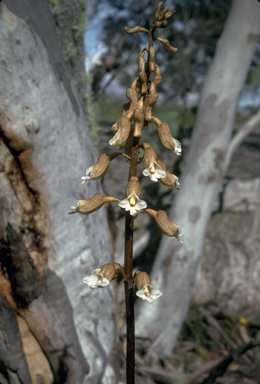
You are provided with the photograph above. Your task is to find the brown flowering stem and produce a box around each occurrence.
[124,14,156,381]
[124,136,139,384]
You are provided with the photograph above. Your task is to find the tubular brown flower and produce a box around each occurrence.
[157,160,181,189]
[69,193,119,215]
[156,37,178,53]
[152,116,181,155]
[81,153,121,183]
[144,208,183,242]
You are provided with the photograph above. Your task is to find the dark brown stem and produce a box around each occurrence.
[124,14,158,383]
[124,136,139,384]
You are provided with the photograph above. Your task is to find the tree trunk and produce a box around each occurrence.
[0,1,114,383]
[136,0,260,360]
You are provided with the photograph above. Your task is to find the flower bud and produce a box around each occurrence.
[155,2,163,19]
[152,116,181,155]
[165,10,176,19]
[157,160,181,189]
[156,37,178,53]
[145,209,183,242]
[126,87,139,112]
[69,193,119,215]
[119,129,134,156]
[158,5,168,20]
[135,271,162,303]
[154,20,168,28]
[153,65,162,87]
[149,46,156,73]
[144,94,158,121]
[124,25,149,34]
[109,114,132,146]
[133,97,144,138]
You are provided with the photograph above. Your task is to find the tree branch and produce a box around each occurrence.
[201,339,260,384]
[224,109,260,173]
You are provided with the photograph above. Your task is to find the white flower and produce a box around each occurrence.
[143,163,166,182]
[136,284,162,303]
[118,193,147,216]
[81,167,94,184]
[174,139,182,156]
[83,268,110,289]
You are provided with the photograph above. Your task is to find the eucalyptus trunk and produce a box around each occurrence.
[0,1,115,383]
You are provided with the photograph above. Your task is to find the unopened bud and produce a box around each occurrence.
[153,65,162,87]
[154,20,168,28]
[109,114,132,146]
[152,116,181,155]
[149,46,156,72]
[144,94,158,121]
[69,193,119,215]
[155,2,163,19]
[124,25,149,34]
[126,87,139,112]
[119,129,134,156]
[157,160,181,189]
[165,10,176,19]
[145,209,183,242]
[158,5,168,20]
[156,37,178,53]
[133,97,144,138]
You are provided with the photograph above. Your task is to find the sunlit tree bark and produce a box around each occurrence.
[0,1,114,383]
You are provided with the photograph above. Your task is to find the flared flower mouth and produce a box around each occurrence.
[83,269,110,289]
[81,167,94,184]
[118,193,147,216]
[136,284,162,303]
[143,162,166,182]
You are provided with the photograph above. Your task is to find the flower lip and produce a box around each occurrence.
[118,194,147,216]
[143,163,166,182]
[136,284,162,303]
[81,167,94,184]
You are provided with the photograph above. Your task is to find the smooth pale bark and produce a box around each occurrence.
[136,0,260,360]
[0,2,114,383]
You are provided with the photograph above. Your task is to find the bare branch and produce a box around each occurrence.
[224,109,260,173]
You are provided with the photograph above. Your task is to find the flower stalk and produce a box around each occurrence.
[69,3,182,383]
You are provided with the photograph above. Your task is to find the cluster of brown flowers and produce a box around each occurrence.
[69,2,182,304]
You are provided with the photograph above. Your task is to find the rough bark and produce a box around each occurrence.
[0,1,114,383]
[136,0,260,360]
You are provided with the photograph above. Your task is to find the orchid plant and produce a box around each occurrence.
[69,2,182,382]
